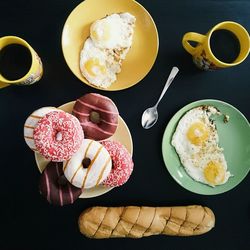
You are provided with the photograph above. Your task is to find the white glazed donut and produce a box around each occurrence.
[63,139,112,189]
[24,107,58,151]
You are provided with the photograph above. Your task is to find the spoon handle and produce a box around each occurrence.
[155,66,179,107]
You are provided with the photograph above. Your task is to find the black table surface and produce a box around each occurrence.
[1,0,250,249]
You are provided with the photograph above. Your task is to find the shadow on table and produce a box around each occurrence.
[162,50,206,77]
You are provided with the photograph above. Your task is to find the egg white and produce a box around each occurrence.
[171,106,232,187]
[80,12,136,88]
[80,38,120,88]
[90,13,136,50]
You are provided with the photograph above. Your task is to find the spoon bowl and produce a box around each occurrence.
[141,106,158,129]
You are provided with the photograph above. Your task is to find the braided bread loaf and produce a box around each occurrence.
[78,205,215,238]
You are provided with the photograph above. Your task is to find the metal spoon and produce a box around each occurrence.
[141,66,179,129]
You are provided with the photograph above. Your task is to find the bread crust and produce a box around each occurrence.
[78,205,215,238]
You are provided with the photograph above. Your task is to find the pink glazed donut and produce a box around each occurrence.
[34,110,84,162]
[101,140,134,187]
[72,93,119,141]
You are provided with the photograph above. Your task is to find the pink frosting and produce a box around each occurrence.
[101,140,133,187]
[34,110,84,161]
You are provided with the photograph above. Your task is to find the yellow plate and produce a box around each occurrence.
[61,0,159,91]
[35,101,133,198]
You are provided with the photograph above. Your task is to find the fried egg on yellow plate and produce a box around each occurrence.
[80,38,120,88]
[90,13,136,51]
[80,12,136,88]
[171,106,232,187]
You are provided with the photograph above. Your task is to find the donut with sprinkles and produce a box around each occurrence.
[39,162,82,206]
[24,107,58,151]
[101,140,134,187]
[34,110,84,162]
[72,93,119,141]
[63,139,112,189]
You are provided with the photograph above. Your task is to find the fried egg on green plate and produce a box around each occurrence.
[171,106,232,187]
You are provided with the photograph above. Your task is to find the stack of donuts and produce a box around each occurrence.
[24,93,134,206]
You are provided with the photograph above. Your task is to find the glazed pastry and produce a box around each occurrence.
[79,205,215,239]
[34,110,84,161]
[39,162,82,206]
[24,107,58,151]
[63,139,112,189]
[101,140,134,187]
[72,93,119,140]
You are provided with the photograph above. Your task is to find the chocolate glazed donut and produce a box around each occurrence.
[39,162,82,206]
[73,93,119,141]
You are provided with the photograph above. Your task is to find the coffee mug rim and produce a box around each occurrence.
[206,21,250,67]
[0,35,36,84]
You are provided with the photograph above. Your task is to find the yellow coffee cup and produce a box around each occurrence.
[182,21,250,70]
[0,36,43,88]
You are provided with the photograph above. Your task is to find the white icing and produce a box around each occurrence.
[63,139,111,189]
[24,107,58,151]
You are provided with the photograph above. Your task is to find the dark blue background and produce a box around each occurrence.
[0,0,250,249]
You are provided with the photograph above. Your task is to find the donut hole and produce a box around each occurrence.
[111,160,115,169]
[90,111,100,124]
[58,175,68,186]
[55,131,63,141]
[82,157,91,168]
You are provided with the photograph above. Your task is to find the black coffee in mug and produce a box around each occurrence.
[209,29,241,63]
[0,44,32,80]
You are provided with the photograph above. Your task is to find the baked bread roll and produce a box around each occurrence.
[78,205,215,238]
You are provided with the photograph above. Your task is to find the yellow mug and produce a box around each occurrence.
[0,36,43,88]
[182,21,250,70]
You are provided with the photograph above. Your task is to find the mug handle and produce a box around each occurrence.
[182,32,206,55]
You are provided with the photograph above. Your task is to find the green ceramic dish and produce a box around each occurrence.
[162,99,250,195]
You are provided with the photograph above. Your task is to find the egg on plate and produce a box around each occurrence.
[80,12,136,88]
[171,106,232,187]
[80,38,120,88]
[90,13,136,51]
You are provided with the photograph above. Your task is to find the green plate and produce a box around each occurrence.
[162,99,250,195]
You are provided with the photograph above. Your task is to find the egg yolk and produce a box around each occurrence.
[186,122,209,145]
[91,23,111,42]
[84,58,106,77]
[204,161,225,185]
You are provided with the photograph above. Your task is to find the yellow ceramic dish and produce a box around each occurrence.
[35,101,133,198]
[61,0,159,91]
